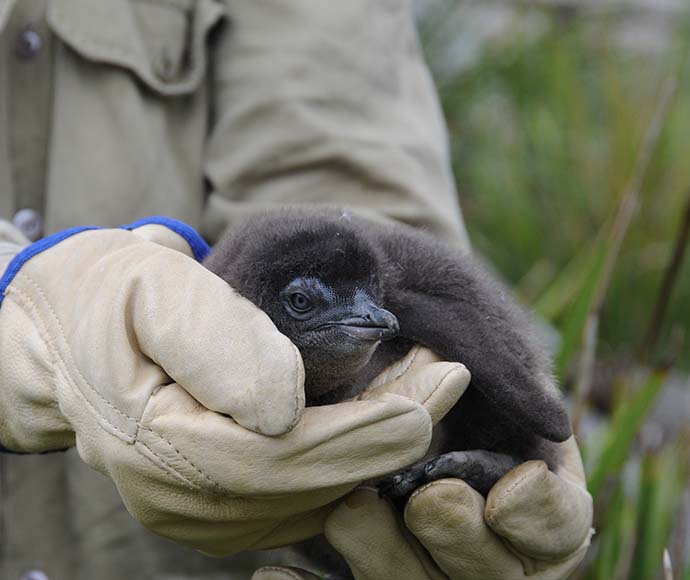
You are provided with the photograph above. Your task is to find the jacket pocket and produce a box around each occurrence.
[47,0,224,96]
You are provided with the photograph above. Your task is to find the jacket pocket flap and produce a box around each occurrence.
[48,0,224,97]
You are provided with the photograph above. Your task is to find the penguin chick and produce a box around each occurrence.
[204,208,572,498]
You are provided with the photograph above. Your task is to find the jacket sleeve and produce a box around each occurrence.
[201,0,469,249]
[0,220,29,274]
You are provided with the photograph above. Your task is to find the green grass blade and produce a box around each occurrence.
[533,232,605,321]
[585,484,630,580]
[630,445,690,580]
[553,240,608,379]
[587,370,668,499]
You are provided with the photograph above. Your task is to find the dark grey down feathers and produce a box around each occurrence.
[204,208,571,499]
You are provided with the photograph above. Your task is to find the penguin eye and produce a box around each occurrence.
[289,292,313,313]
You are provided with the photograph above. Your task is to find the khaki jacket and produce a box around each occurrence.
[0,1,467,578]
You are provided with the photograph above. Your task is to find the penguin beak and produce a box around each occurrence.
[325,302,399,342]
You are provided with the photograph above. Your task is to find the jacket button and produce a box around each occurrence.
[20,571,50,580]
[13,209,44,242]
[15,28,42,59]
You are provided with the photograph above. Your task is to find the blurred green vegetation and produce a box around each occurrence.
[433,6,690,367]
[422,4,690,578]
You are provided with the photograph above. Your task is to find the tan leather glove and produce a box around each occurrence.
[0,219,470,555]
[253,434,593,580]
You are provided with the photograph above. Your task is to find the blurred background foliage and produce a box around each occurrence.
[418,1,690,578]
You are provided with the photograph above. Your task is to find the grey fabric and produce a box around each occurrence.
[0,218,27,272]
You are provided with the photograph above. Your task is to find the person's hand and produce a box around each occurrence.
[0,219,470,555]
[253,432,593,580]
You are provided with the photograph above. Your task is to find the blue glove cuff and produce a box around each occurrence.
[0,217,210,308]
[121,216,210,262]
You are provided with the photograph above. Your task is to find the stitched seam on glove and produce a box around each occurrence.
[12,273,140,432]
[7,282,225,491]
[377,344,420,385]
[358,345,422,397]
[485,472,533,522]
[7,284,138,444]
[419,365,465,409]
[285,339,305,433]
[0,284,70,453]
[485,469,591,565]
[133,435,205,490]
[136,424,222,491]
[0,226,100,307]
